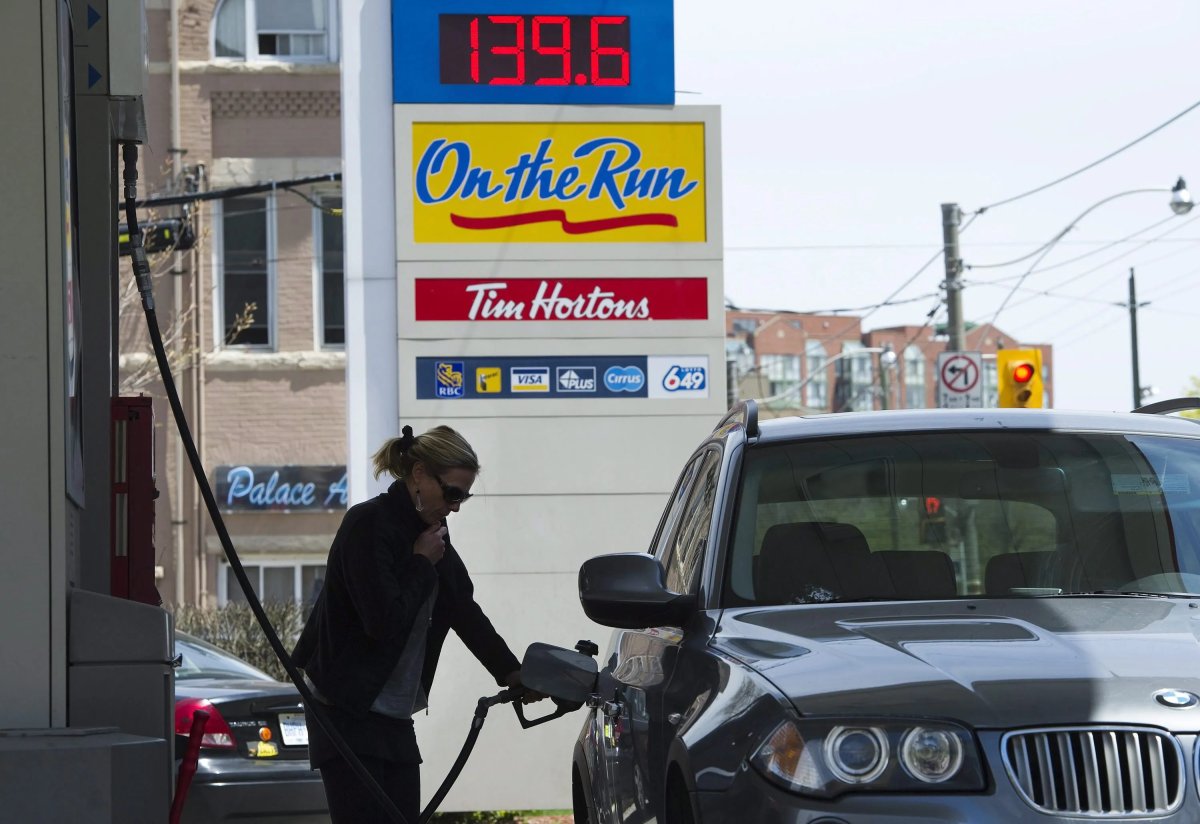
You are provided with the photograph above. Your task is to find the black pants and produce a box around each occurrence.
[319,754,421,824]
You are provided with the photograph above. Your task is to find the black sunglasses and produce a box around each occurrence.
[432,472,473,504]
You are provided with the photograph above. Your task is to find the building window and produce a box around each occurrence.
[217,195,274,348]
[835,342,874,411]
[222,560,326,609]
[315,197,344,347]
[213,0,336,62]
[805,340,828,410]
[761,354,801,408]
[731,318,758,335]
[904,345,926,409]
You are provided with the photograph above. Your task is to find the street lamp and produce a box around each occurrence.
[943,177,1193,354]
[1171,177,1194,215]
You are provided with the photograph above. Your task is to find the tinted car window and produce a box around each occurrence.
[663,449,721,595]
[651,454,705,558]
[724,431,1200,605]
[175,633,275,681]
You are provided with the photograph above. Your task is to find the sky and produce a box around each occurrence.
[673,1,1200,411]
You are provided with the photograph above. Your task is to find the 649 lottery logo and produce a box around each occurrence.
[662,365,707,392]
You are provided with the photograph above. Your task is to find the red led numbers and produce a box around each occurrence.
[449,15,629,87]
[533,16,570,85]
[488,15,525,85]
[469,17,480,82]
[590,16,629,86]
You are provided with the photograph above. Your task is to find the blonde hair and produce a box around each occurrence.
[372,425,480,481]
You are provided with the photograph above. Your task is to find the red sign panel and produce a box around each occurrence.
[414,277,709,321]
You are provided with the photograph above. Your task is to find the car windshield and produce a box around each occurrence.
[724,430,1200,606]
[175,633,275,681]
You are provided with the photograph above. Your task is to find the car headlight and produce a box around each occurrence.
[750,718,984,798]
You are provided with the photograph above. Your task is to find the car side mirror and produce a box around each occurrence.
[519,642,599,706]
[578,553,697,629]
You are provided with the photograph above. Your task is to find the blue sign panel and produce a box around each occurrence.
[215,466,348,512]
[392,0,674,104]
[417,356,649,398]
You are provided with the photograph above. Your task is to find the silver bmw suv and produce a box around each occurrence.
[573,400,1200,823]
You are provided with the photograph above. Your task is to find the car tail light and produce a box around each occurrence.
[175,697,237,750]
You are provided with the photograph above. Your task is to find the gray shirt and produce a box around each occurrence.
[369,581,438,719]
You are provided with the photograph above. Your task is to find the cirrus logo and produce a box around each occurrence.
[604,365,645,393]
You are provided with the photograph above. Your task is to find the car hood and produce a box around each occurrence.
[714,597,1200,730]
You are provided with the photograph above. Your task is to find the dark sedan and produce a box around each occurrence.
[572,401,1200,823]
[174,631,329,824]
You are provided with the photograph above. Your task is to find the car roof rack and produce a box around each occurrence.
[717,399,759,438]
[1132,397,1200,415]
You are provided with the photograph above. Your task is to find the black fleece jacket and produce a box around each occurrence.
[293,480,520,716]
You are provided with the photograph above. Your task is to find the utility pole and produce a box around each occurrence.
[879,351,889,410]
[942,203,965,352]
[1129,267,1143,409]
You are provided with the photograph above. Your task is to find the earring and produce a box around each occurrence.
[415,488,424,512]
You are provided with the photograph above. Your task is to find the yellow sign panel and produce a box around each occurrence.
[476,367,502,394]
[411,122,707,243]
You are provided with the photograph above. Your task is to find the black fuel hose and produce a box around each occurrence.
[120,142,411,824]
[419,687,524,824]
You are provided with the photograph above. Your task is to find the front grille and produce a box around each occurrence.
[1002,727,1184,817]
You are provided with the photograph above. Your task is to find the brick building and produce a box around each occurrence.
[129,0,345,608]
[727,309,1054,415]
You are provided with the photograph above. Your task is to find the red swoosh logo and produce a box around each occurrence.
[450,209,678,235]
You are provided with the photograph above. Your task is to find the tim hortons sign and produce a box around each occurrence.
[413,277,709,321]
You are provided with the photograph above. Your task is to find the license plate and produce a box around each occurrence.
[278,712,308,747]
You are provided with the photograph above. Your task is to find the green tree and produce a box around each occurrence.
[1182,376,1200,419]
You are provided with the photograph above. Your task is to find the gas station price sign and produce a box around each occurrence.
[393,0,674,104]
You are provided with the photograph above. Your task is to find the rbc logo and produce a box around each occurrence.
[604,365,645,393]
[435,361,464,398]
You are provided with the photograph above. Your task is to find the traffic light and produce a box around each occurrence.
[996,349,1044,408]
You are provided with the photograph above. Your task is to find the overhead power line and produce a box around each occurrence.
[967,214,1182,281]
[972,96,1200,214]
[134,172,342,209]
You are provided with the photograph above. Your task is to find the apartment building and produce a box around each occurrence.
[727,308,1054,414]
[131,0,345,608]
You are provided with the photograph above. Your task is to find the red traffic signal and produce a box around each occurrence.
[1011,362,1035,384]
[997,349,1045,408]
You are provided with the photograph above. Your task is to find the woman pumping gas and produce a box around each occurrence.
[293,424,539,823]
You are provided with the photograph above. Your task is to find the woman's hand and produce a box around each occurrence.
[505,669,547,704]
[413,522,448,565]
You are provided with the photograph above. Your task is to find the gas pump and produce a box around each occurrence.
[111,395,162,606]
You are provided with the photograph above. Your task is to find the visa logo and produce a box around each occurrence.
[510,367,550,392]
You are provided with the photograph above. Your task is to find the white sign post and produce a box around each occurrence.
[936,351,985,408]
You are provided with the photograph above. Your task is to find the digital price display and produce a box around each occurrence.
[393,0,673,104]
[438,15,631,88]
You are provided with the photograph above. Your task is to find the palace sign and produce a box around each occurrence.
[410,122,707,243]
[414,277,709,321]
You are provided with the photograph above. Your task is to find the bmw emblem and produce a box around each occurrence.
[1154,689,1200,709]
